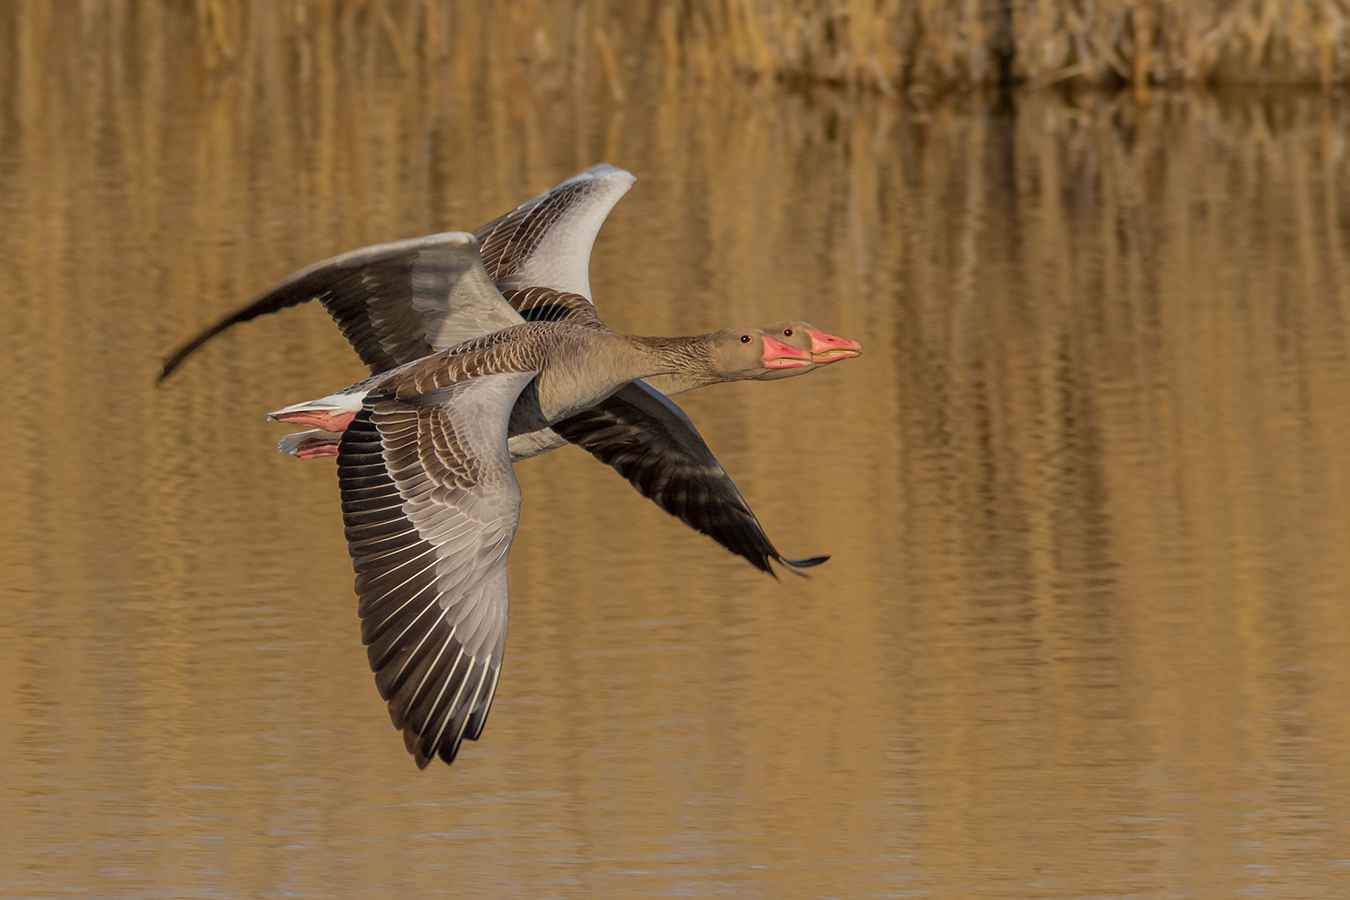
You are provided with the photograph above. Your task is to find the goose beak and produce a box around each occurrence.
[806,328,863,362]
[295,437,342,460]
[268,405,357,432]
[761,335,813,369]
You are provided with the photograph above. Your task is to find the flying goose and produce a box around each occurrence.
[159,166,861,572]
[289,239,852,767]
[278,318,847,459]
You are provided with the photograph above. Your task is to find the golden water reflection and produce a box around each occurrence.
[2,9,1350,899]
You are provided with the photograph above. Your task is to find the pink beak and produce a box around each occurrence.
[271,408,358,432]
[761,335,813,369]
[806,328,863,362]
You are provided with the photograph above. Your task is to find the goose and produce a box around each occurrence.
[288,239,853,768]
[273,319,831,458]
[159,166,861,572]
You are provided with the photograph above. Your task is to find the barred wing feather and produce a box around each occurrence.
[474,164,636,300]
[337,371,537,768]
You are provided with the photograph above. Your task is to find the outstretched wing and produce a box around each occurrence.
[474,164,636,300]
[159,233,523,381]
[159,164,634,381]
[338,371,537,768]
[551,382,829,575]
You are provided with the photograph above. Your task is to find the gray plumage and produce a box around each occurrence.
[476,163,636,299]
[340,371,537,768]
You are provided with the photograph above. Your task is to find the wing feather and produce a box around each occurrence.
[338,370,536,768]
[551,382,829,575]
[160,166,635,380]
[160,233,522,380]
[474,164,636,300]
[503,286,608,329]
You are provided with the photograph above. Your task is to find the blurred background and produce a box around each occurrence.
[3,2,1350,897]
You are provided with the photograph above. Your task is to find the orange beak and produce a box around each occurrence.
[806,328,863,362]
[761,335,813,369]
[270,407,358,431]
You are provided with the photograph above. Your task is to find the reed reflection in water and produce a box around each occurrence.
[2,10,1350,899]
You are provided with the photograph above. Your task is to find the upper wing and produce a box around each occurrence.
[159,233,523,381]
[550,382,829,575]
[474,164,636,301]
[337,371,537,769]
[158,163,635,381]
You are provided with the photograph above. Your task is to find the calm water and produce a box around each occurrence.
[3,7,1350,899]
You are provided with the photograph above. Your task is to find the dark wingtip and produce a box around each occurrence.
[156,359,180,385]
[157,336,207,384]
[774,554,830,579]
[405,727,436,770]
[156,289,293,385]
[783,555,830,568]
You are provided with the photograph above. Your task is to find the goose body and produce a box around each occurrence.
[285,319,815,434]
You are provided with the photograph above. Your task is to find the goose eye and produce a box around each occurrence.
[740,334,752,343]
[783,328,794,337]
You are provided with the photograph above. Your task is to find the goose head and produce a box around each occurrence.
[697,323,859,383]
[697,326,814,381]
[764,321,864,364]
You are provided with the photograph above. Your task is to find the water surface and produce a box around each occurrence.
[3,8,1350,899]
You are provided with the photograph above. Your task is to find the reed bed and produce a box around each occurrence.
[165,1,1350,92]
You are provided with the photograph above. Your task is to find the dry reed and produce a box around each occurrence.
[161,0,1350,92]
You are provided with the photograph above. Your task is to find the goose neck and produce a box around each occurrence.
[536,332,713,422]
[617,333,714,383]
